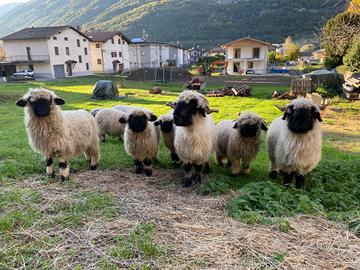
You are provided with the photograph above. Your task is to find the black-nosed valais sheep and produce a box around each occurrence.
[267,98,326,188]
[95,108,126,142]
[154,110,180,164]
[119,109,160,176]
[16,88,100,181]
[215,112,267,176]
[168,90,217,187]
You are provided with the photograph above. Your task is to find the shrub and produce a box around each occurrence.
[343,37,360,72]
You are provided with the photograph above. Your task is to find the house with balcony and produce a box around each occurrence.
[222,37,273,75]
[86,31,131,74]
[0,26,93,78]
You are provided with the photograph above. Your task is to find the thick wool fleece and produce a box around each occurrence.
[267,99,322,175]
[95,108,126,140]
[158,111,176,154]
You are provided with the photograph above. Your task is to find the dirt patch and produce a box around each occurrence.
[23,169,360,269]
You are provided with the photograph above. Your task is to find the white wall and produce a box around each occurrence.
[47,28,93,78]
[227,45,268,59]
[101,34,130,72]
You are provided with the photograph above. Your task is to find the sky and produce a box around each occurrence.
[0,0,28,4]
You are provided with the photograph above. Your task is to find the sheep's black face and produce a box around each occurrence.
[160,121,173,133]
[128,114,148,132]
[286,108,315,134]
[240,124,259,137]
[31,98,52,117]
[173,100,198,127]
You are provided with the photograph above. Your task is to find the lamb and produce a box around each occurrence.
[95,108,126,141]
[267,98,326,188]
[119,109,160,176]
[154,110,180,164]
[215,112,267,176]
[16,88,100,181]
[168,90,217,187]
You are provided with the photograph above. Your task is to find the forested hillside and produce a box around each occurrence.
[0,0,348,48]
[0,2,21,17]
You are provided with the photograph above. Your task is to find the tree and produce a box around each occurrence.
[284,36,300,61]
[343,37,360,72]
[268,51,284,64]
[322,12,360,68]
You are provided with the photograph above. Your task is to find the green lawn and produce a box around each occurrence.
[0,75,359,268]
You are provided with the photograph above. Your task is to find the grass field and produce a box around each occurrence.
[0,76,359,269]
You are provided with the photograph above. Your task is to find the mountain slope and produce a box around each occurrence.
[0,0,348,48]
[0,2,21,17]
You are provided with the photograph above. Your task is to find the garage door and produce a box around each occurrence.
[53,65,65,79]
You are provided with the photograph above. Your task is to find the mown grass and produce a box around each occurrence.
[0,75,359,268]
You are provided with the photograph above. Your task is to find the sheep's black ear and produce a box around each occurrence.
[233,122,238,129]
[282,105,294,120]
[16,99,27,107]
[312,106,322,122]
[149,114,157,122]
[119,116,127,123]
[54,98,65,105]
[154,120,161,126]
[261,121,268,131]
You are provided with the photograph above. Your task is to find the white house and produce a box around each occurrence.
[223,37,273,75]
[86,31,131,73]
[129,37,188,69]
[0,26,93,78]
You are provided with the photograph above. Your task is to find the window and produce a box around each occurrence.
[78,55,82,63]
[77,39,80,47]
[65,47,70,55]
[234,48,241,58]
[54,47,59,55]
[123,40,125,44]
[111,52,117,58]
[83,39,86,42]
[53,36,57,40]
[253,48,260,58]
[119,52,122,57]
[248,62,254,69]
[111,38,114,44]
[64,37,68,41]
[86,63,89,70]
[97,59,102,65]
[95,43,100,48]
[84,48,88,55]
[118,39,121,44]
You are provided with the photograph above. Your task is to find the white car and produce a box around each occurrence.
[13,69,34,77]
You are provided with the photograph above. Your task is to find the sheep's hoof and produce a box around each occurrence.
[47,172,55,178]
[227,161,232,168]
[90,164,98,171]
[183,177,193,188]
[144,169,152,176]
[230,173,241,177]
[61,176,69,182]
[269,171,278,179]
[203,164,211,174]
[194,174,202,183]
[135,166,143,174]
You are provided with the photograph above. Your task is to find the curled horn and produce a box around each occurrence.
[206,108,219,114]
[166,102,176,109]
[318,102,330,111]
[275,104,287,112]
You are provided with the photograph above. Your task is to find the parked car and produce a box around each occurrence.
[13,69,34,77]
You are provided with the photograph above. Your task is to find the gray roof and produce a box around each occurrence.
[1,26,91,41]
[86,31,131,43]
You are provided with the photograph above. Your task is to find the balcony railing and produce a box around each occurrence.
[0,55,50,64]
[227,57,265,61]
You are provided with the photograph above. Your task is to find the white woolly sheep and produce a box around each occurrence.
[16,88,100,181]
[90,108,102,117]
[267,98,324,188]
[215,112,267,175]
[154,110,180,164]
[119,109,160,176]
[169,90,217,187]
[113,105,153,115]
[95,108,126,141]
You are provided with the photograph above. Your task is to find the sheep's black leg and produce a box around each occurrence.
[134,159,143,174]
[143,158,153,176]
[46,158,55,178]
[203,162,211,174]
[295,174,305,189]
[171,153,180,164]
[194,164,202,183]
[183,163,193,188]
[227,161,232,168]
[59,161,69,181]
[283,171,295,186]
[269,171,278,179]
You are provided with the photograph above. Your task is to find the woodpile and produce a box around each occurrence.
[149,86,162,94]
[343,73,360,100]
[205,85,252,97]
[270,90,296,100]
